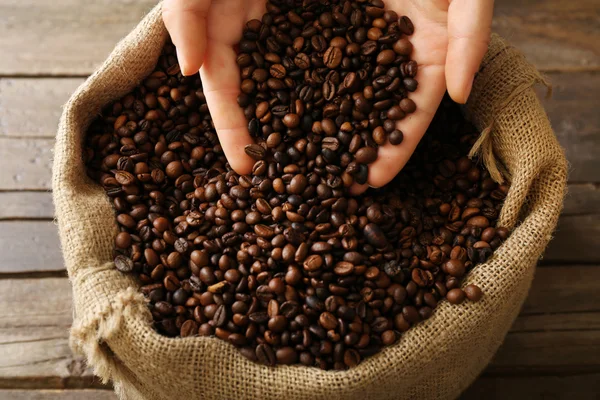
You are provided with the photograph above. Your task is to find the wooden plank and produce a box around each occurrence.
[564,183,600,215]
[0,278,100,389]
[0,1,597,75]
[0,390,116,400]
[494,0,600,71]
[0,268,598,388]
[0,138,52,191]
[511,312,600,333]
[544,215,600,264]
[0,79,83,138]
[488,330,600,374]
[0,222,63,274]
[521,266,600,314]
[0,0,156,75]
[539,72,600,183]
[462,373,600,400]
[0,193,54,220]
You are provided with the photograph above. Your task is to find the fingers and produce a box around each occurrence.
[364,63,447,190]
[445,0,494,103]
[200,42,255,175]
[162,0,212,75]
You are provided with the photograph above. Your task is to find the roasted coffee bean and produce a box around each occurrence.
[389,129,404,145]
[355,147,378,164]
[86,1,507,371]
[245,144,266,160]
[447,288,466,304]
[323,47,343,69]
[114,255,134,273]
[464,284,483,302]
[256,343,276,366]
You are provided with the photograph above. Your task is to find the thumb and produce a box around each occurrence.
[445,0,494,104]
[162,0,212,76]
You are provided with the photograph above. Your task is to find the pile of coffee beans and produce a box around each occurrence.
[238,0,417,185]
[84,0,509,371]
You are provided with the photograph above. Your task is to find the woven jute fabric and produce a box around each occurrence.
[53,4,567,400]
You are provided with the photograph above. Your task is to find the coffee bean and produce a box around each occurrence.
[283,113,300,128]
[403,78,418,92]
[398,16,414,35]
[363,223,387,248]
[276,347,298,365]
[399,98,416,113]
[115,232,132,249]
[270,64,286,79]
[180,319,198,337]
[256,343,276,366]
[376,49,396,65]
[389,129,404,145]
[114,255,134,273]
[464,284,483,302]
[319,311,338,330]
[355,147,378,164]
[447,288,466,304]
[244,144,266,160]
[393,38,412,55]
[323,47,343,69]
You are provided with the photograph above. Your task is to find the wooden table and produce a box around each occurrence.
[0,0,598,398]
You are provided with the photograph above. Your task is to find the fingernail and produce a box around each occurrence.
[176,47,193,76]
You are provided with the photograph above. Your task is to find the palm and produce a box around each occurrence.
[196,0,462,187]
[361,0,451,189]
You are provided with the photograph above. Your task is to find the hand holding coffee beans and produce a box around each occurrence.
[162,0,494,190]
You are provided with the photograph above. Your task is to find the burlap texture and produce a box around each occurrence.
[53,4,567,400]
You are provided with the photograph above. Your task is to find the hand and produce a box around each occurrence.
[351,0,494,193]
[162,0,267,174]
[163,0,494,192]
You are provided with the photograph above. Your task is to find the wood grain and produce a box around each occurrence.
[494,0,600,71]
[0,222,63,274]
[0,139,52,191]
[539,72,600,183]
[0,390,115,400]
[0,193,54,220]
[0,268,598,387]
[0,1,596,75]
[544,215,600,264]
[0,278,99,389]
[521,265,600,314]
[0,0,156,76]
[462,373,600,400]
[563,183,600,215]
[0,79,83,138]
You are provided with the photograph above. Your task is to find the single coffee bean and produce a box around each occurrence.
[464,284,483,302]
[114,255,134,273]
[393,38,412,55]
[244,144,267,160]
[447,288,466,304]
[323,47,343,69]
[398,16,415,35]
[389,129,404,145]
[355,147,378,164]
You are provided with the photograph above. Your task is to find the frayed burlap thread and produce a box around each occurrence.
[53,4,567,400]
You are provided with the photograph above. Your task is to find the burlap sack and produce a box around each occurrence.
[53,4,567,400]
